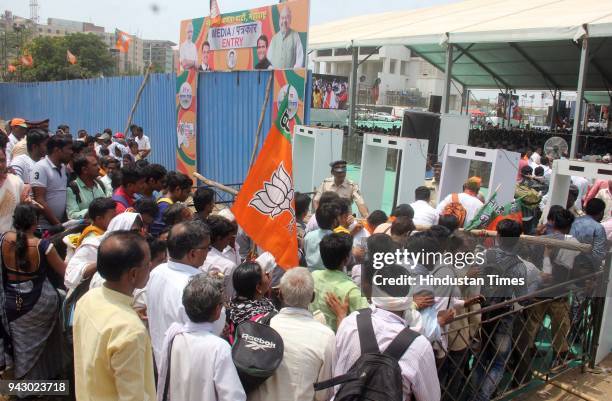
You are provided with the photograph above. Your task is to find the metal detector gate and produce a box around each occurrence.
[438,144,520,205]
[292,125,343,193]
[544,158,612,364]
[359,133,428,212]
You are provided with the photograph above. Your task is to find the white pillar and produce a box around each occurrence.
[571,27,589,159]
[441,44,453,114]
[348,46,359,137]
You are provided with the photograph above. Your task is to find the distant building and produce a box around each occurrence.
[2,11,152,75]
[97,31,144,75]
[143,40,176,73]
[309,45,462,111]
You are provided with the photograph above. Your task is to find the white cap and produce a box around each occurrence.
[255,252,276,274]
[218,208,235,222]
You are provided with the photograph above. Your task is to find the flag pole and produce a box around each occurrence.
[249,75,273,169]
[193,172,238,195]
[123,63,153,136]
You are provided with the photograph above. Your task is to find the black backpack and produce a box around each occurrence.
[232,311,284,393]
[314,308,419,401]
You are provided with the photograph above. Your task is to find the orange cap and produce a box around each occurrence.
[10,118,27,128]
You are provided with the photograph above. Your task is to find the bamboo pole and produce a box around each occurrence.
[193,172,238,196]
[532,370,601,401]
[124,64,154,136]
[249,75,274,169]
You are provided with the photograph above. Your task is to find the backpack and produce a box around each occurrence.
[68,178,105,204]
[232,311,284,393]
[314,308,419,401]
[441,193,467,227]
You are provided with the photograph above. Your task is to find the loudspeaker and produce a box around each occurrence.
[428,95,442,113]
[400,111,441,156]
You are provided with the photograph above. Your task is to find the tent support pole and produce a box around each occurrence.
[442,43,453,114]
[348,44,359,138]
[550,89,557,130]
[571,26,589,159]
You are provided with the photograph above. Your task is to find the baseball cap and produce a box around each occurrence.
[99,133,111,141]
[10,118,27,128]
[114,132,125,139]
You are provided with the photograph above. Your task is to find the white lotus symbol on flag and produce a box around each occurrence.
[249,162,295,222]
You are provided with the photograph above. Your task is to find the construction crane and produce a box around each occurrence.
[30,0,39,23]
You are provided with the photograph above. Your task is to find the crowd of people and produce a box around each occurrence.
[0,116,609,401]
[468,127,612,160]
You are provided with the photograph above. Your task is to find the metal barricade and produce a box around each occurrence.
[432,241,610,401]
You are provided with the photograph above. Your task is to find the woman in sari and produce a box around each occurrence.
[224,261,275,344]
[0,204,67,381]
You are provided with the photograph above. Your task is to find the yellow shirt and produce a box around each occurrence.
[73,286,156,401]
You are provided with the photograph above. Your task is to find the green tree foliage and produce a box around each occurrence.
[17,33,114,81]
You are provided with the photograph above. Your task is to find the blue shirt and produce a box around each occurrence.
[304,229,332,270]
[570,215,608,268]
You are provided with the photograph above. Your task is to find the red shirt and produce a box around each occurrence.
[517,159,529,181]
[112,186,135,213]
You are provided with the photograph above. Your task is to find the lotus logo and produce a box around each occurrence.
[249,162,295,222]
[279,109,290,133]
[241,333,276,351]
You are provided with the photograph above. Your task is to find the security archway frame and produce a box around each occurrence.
[359,133,428,212]
[543,158,612,364]
[437,144,520,205]
[292,125,344,193]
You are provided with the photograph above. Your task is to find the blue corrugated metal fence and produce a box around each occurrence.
[0,71,311,184]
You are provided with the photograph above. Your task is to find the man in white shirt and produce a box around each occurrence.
[333,263,441,401]
[6,118,28,164]
[571,175,589,212]
[146,220,210,366]
[529,147,541,167]
[9,129,48,185]
[250,267,335,401]
[133,126,151,159]
[411,186,439,227]
[157,274,246,401]
[201,215,238,301]
[436,177,484,227]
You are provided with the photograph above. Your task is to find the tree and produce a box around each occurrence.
[17,32,114,82]
[1,25,35,81]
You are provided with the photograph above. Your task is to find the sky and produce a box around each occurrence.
[4,0,459,44]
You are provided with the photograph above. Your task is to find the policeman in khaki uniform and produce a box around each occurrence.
[313,160,369,217]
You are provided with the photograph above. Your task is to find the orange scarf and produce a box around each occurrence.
[76,225,105,247]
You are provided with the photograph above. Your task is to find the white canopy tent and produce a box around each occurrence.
[309,0,612,154]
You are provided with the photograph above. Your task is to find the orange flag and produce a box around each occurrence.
[210,0,222,26]
[67,49,77,65]
[20,55,33,67]
[8,64,16,73]
[232,91,298,269]
[115,29,131,53]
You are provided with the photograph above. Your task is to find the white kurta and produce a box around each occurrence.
[410,200,440,226]
[166,322,246,401]
[248,308,336,401]
[146,260,201,366]
[201,247,237,301]
[436,192,484,226]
